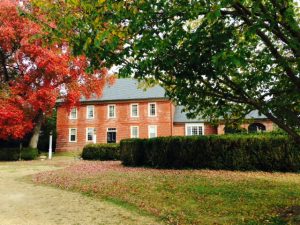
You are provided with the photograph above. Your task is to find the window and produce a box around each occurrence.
[86,127,94,142]
[69,108,77,119]
[148,102,157,117]
[130,126,139,138]
[69,128,77,142]
[108,105,116,118]
[148,125,157,138]
[130,104,139,117]
[107,128,117,143]
[86,105,94,119]
[185,123,204,136]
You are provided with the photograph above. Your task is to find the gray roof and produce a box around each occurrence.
[80,79,166,102]
[174,106,206,123]
[59,78,267,121]
[245,110,267,119]
[174,107,267,123]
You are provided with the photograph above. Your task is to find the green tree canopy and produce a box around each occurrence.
[31,0,300,142]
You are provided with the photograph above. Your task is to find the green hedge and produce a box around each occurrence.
[0,147,38,161]
[82,144,120,160]
[120,135,300,171]
[0,148,20,161]
[21,148,39,160]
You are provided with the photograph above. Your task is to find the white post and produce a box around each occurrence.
[93,134,97,144]
[48,131,53,160]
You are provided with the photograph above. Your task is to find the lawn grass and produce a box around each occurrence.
[32,161,300,225]
[53,150,82,158]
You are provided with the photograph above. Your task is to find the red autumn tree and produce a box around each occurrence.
[0,0,113,148]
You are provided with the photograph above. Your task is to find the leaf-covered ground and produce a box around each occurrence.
[32,161,300,225]
[0,159,160,225]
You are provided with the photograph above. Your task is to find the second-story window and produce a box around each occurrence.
[108,104,116,118]
[86,105,95,119]
[148,102,156,117]
[131,104,139,117]
[69,108,77,119]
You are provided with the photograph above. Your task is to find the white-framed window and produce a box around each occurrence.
[130,104,139,117]
[69,128,77,142]
[148,125,157,138]
[86,105,95,119]
[69,108,77,119]
[86,127,94,142]
[148,102,157,117]
[108,104,116,118]
[130,126,139,138]
[185,123,205,136]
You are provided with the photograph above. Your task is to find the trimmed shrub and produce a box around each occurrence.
[0,148,20,161]
[0,147,38,161]
[21,148,39,160]
[120,135,300,171]
[82,144,120,160]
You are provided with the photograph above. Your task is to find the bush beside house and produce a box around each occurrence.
[0,147,38,161]
[120,135,300,172]
[82,144,120,160]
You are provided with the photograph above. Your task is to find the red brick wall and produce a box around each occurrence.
[205,124,218,135]
[217,119,275,135]
[56,100,173,151]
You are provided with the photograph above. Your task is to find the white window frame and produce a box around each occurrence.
[148,102,157,117]
[86,105,95,119]
[130,103,139,118]
[130,126,139,138]
[185,123,205,136]
[69,108,77,120]
[107,104,116,118]
[86,127,94,142]
[148,125,157,138]
[69,128,77,142]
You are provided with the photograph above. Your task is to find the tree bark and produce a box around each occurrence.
[0,48,9,82]
[28,111,44,149]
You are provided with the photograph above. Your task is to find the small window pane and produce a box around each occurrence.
[149,103,156,116]
[186,125,203,136]
[69,129,77,142]
[149,126,157,138]
[87,128,94,141]
[70,108,77,119]
[87,106,94,119]
[131,104,138,117]
[108,105,115,118]
[131,126,139,138]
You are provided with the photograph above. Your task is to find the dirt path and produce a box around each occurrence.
[0,159,161,225]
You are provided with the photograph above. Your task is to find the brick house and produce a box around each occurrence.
[56,79,274,151]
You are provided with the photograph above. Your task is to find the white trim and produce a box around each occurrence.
[130,126,139,138]
[107,127,117,132]
[107,104,116,118]
[185,123,205,136]
[148,125,157,138]
[148,102,157,117]
[86,105,95,119]
[86,127,94,142]
[130,103,139,117]
[69,128,77,142]
[69,108,77,120]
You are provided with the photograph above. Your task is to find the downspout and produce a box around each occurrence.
[170,101,173,136]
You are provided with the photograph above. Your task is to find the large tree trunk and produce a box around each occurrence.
[28,112,44,149]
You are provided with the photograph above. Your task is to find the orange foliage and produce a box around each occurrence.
[0,0,113,139]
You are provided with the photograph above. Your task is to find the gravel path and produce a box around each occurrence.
[0,159,161,225]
